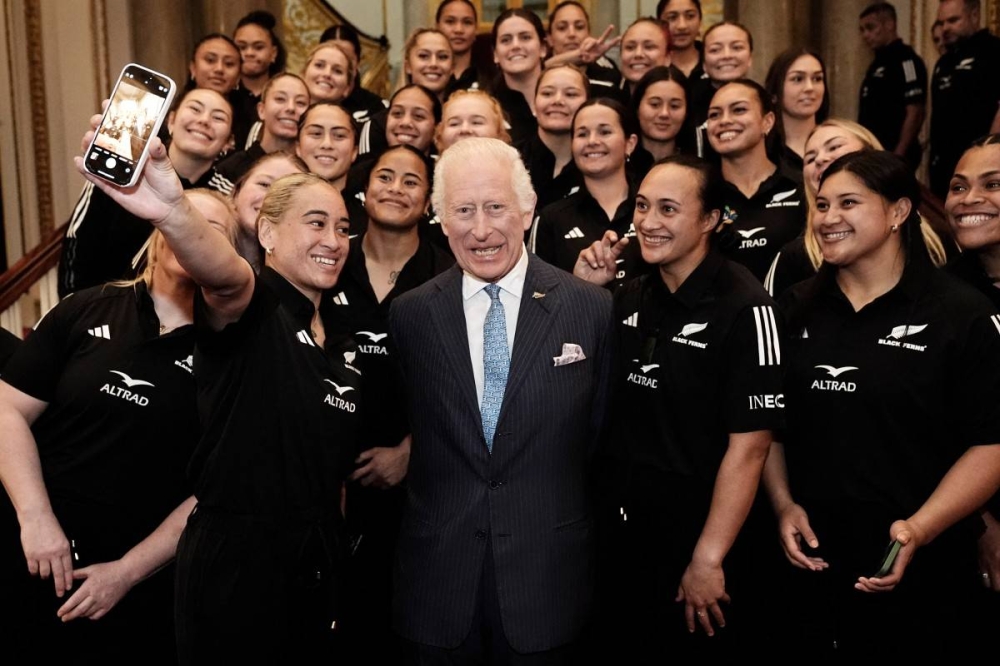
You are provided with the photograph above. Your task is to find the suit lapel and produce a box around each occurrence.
[498,256,560,422]
[428,266,482,425]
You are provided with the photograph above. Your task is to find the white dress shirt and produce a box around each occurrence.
[462,246,528,405]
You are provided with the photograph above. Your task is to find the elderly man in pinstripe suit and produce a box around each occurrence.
[389,138,615,664]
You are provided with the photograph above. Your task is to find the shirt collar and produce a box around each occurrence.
[260,265,316,326]
[812,250,933,306]
[462,245,529,302]
[648,249,725,310]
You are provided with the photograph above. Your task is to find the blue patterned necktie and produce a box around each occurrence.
[481,283,510,453]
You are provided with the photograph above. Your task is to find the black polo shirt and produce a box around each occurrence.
[491,78,537,146]
[343,85,388,124]
[357,109,389,160]
[326,235,454,452]
[229,86,260,155]
[945,251,1000,517]
[345,190,369,237]
[515,133,583,212]
[531,184,648,291]
[608,251,785,498]
[1,284,198,558]
[214,141,267,185]
[763,234,816,300]
[930,29,1000,196]
[189,267,360,518]
[776,143,805,186]
[945,248,1000,311]
[585,57,623,98]
[0,326,20,371]
[58,168,232,297]
[717,170,806,282]
[779,257,1000,517]
[447,65,482,95]
[859,39,927,166]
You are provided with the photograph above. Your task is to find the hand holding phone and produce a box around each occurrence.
[874,539,902,578]
[84,63,176,187]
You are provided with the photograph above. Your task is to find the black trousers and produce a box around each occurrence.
[173,506,345,665]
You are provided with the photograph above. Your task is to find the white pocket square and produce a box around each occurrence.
[553,343,586,366]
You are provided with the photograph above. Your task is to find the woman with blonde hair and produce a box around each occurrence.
[302,40,356,105]
[764,118,950,298]
[433,88,511,153]
[0,190,236,664]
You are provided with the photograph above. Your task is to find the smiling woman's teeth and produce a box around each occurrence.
[314,256,338,266]
[957,213,996,225]
[822,231,850,241]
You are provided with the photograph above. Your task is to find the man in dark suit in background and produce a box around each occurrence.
[389,137,615,664]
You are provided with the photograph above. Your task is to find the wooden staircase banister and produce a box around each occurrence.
[0,223,67,313]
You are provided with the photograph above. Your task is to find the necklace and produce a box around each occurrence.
[389,270,401,285]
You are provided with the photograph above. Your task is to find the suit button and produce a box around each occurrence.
[489,480,500,489]
[475,530,487,539]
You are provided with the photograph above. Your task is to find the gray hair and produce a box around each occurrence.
[432,137,536,218]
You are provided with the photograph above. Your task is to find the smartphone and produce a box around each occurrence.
[84,63,176,187]
[874,539,902,577]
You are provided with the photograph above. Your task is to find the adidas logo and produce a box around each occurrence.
[622,312,638,327]
[332,292,349,306]
[564,227,585,239]
[88,324,111,339]
[296,330,317,346]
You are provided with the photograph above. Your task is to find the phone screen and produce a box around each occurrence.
[85,64,174,186]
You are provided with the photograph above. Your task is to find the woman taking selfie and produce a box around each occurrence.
[72,111,363,661]
[764,150,1000,659]
[1,191,235,664]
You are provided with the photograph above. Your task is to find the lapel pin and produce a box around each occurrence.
[532,291,546,299]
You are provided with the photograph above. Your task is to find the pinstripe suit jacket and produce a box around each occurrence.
[388,255,615,653]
